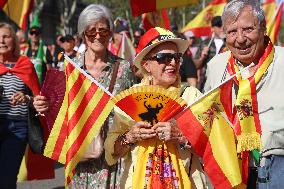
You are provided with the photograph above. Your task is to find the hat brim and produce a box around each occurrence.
[133,38,189,73]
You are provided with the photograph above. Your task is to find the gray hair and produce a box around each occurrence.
[0,22,20,57]
[222,0,266,30]
[77,4,113,37]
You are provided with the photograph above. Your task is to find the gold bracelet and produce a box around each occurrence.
[118,132,134,147]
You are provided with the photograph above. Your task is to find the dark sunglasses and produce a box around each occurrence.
[144,53,183,64]
[29,31,40,36]
[84,28,111,39]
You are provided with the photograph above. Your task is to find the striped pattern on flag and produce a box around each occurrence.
[175,81,242,189]
[43,58,115,186]
[181,0,227,37]
[266,1,283,44]
[1,0,33,30]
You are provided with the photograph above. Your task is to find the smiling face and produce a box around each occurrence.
[0,27,14,56]
[83,19,111,53]
[224,6,266,65]
[142,42,180,88]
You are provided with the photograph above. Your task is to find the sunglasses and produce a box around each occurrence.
[144,53,183,64]
[29,31,40,36]
[84,28,111,39]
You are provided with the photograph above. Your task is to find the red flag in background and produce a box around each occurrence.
[175,81,243,189]
[130,0,198,17]
[266,1,284,44]
[182,0,227,37]
[0,0,34,30]
[142,9,171,31]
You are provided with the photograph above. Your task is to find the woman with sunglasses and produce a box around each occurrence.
[105,27,208,189]
[33,4,135,189]
[0,22,43,189]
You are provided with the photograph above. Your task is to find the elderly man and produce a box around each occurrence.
[204,0,284,188]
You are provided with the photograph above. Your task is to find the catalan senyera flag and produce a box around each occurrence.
[142,9,171,31]
[266,1,283,44]
[43,56,116,186]
[130,0,198,16]
[0,0,33,30]
[262,0,277,24]
[181,0,227,37]
[175,81,243,189]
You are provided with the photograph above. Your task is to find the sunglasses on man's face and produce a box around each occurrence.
[29,31,40,36]
[144,53,183,64]
[84,28,111,39]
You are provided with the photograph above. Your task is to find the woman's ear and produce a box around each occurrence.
[142,61,151,73]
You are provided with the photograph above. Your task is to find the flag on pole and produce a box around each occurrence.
[0,0,33,30]
[43,56,116,186]
[262,0,277,24]
[34,40,44,84]
[266,1,283,44]
[175,81,242,189]
[181,0,227,37]
[130,0,198,17]
[117,32,136,63]
[142,9,171,31]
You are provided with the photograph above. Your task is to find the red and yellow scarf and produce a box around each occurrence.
[227,38,274,153]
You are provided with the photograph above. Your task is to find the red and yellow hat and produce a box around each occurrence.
[133,27,189,73]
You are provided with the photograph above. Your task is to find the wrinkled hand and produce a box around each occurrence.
[125,121,156,143]
[33,95,49,113]
[153,120,186,143]
[10,91,29,106]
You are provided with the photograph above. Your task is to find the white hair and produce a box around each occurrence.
[77,4,113,37]
[222,0,266,30]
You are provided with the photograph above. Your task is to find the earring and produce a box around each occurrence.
[148,75,153,85]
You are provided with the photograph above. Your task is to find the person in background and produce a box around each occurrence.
[174,32,198,87]
[0,22,41,189]
[16,30,28,55]
[105,27,208,189]
[204,1,284,188]
[108,21,129,56]
[73,33,86,55]
[184,31,198,59]
[56,34,77,70]
[24,26,53,82]
[194,16,226,91]
[33,4,136,188]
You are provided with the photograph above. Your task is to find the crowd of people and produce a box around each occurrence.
[0,0,283,188]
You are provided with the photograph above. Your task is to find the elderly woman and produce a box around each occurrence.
[105,27,208,189]
[34,4,135,189]
[0,23,41,189]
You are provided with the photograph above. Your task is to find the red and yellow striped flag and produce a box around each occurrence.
[43,57,116,186]
[266,1,283,44]
[142,9,171,31]
[181,0,227,37]
[130,0,198,17]
[262,0,277,24]
[0,0,33,30]
[175,81,243,189]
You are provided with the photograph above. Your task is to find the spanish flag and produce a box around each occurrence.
[266,1,283,44]
[0,0,33,30]
[43,56,116,186]
[142,9,171,31]
[175,81,242,189]
[130,0,198,16]
[262,0,277,24]
[181,0,227,37]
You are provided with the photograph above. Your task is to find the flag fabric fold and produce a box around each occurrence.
[175,81,242,189]
[142,9,171,31]
[266,1,283,44]
[0,0,33,30]
[130,0,198,17]
[262,0,277,24]
[43,57,116,186]
[181,0,227,37]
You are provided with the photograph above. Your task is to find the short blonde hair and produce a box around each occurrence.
[0,22,20,57]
